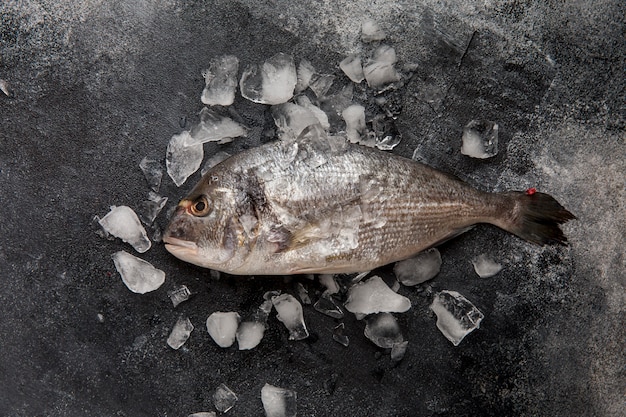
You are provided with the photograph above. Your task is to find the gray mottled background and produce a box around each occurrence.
[0,1,623,416]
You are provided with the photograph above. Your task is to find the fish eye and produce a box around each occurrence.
[190,196,210,216]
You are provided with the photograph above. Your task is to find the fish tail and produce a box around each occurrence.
[493,191,576,245]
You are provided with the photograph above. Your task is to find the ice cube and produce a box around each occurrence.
[272,103,320,141]
[0,79,14,97]
[201,55,239,106]
[320,84,354,127]
[394,248,442,286]
[295,59,316,93]
[363,312,404,348]
[200,151,231,176]
[461,120,499,159]
[309,73,335,98]
[185,108,247,146]
[206,312,241,348]
[166,316,194,350]
[166,131,203,187]
[332,323,349,347]
[363,45,400,88]
[361,18,386,42]
[471,254,503,278]
[294,96,330,130]
[99,206,151,253]
[111,251,165,294]
[296,282,312,305]
[188,413,216,417]
[213,383,238,413]
[339,54,364,83]
[240,53,297,105]
[344,276,411,316]
[391,340,408,361]
[430,290,484,346]
[168,285,192,307]
[342,104,366,144]
[313,294,344,319]
[139,157,163,192]
[261,383,297,417]
[138,192,168,226]
[236,321,266,350]
[318,274,339,295]
[272,294,309,341]
[370,115,402,151]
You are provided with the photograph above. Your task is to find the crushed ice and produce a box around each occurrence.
[394,248,442,286]
[461,120,499,159]
[166,316,194,349]
[111,250,165,294]
[185,107,247,146]
[345,276,411,317]
[213,383,238,413]
[139,157,163,192]
[272,294,309,340]
[201,151,231,176]
[363,312,404,348]
[240,53,297,105]
[201,55,239,106]
[261,383,297,417]
[168,285,192,307]
[166,131,203,187]
[206,312,241,348]
[471,254,503,278]
[430,290,484,346]
[99,206,151,253]
[138,192,168,226]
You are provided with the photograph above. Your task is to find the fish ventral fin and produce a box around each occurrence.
[504,191,576,245]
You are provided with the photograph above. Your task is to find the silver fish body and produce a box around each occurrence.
[163,137,574,275]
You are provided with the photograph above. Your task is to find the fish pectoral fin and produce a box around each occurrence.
[429,225,475,248]
[267,223,322,253]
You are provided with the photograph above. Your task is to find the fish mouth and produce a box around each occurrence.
[163,237,200,261]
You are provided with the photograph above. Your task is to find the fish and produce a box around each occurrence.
[163,134,575,275]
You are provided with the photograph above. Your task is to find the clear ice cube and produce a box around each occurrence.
[318,274,339,295]
[186,107,247,146]
[361,18,386,42]
[308,73,335,98]
[111,250,165,294]
[138,192,168,225]
[201,55,239,106]
[99,206,151,253]
[261,383,297,417]
[344,276,411,316]
[313,294,344,319]
[168,285,192,307]
[394,248,442,286]
[363,312,404,348]
[471,254,503,278]
[240,53,297,105]
[332,323,349,347]
[272,102,320,141]
[139,157,163,192]
[296,282,312,305]
[461,120,499,159]
[200,151,231,176]
[213,383,238,413]
[236,321,266,350]
[339,54,364,83]
[294,96,330,130]
[430,290,484,346]
[363,45,400,88]
[390,340,408,361]
[166,131,203,187]
[166,316,194,350]
[206,312,241,348]
[272,294,309,340]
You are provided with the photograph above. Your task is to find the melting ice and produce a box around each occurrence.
[166,131,203,187]
[166,316,194,349]
[363,312,404,348]
[272,103,320,141]
[461,120,499,159]
[332,322,349,347]
[168,285,192,307]
[471,254,503,278]
[201,55,239,106]
[185,107,247,147]
[342,104,366,145]
[261,383,297,417]
[361,18,386,42]
[99,206,151,253]
[138,192,168,226]
[272,294,309,340]
[111,250,165,294]
[394,248,442,286]
[240,53,297,105]
[213,383,238,413]
[201,151,231,176]
[363,45,400,88]
[340,54,364,83]
[139,157,163,192]
[236,298,273,350]
[430,290,484,346]
[344,276,411,317]
[206,312,241,348]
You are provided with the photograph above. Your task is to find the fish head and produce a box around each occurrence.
[163,181,244,270]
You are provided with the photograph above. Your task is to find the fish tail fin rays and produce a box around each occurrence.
[494,191,576,245]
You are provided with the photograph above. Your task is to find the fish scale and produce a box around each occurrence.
[163,138,575,275]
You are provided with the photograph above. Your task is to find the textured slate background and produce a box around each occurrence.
[0,1,623,416]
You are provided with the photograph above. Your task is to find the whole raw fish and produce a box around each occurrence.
[163,135,574,275]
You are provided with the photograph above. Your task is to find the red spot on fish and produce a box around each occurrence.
[526,187,537,196]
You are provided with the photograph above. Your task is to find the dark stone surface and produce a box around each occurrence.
[0,1,623,416]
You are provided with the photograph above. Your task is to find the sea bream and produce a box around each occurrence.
[163,134,575,275]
